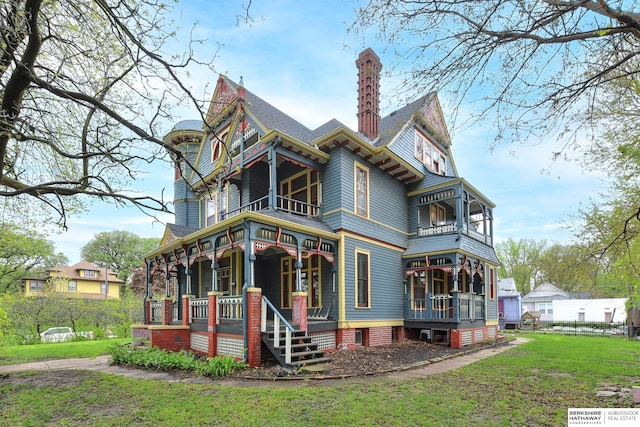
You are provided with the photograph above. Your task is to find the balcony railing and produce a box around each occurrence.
[406,292,485,322]
[221,195,320,221]
[417,222,492,245]
[150,301,162,323]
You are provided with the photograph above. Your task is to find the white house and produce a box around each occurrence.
[522,283,570,322]
[552,298,627,323]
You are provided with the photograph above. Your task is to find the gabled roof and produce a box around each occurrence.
[523,282,570,301]
[378,92,450,148]
[498,277,522,298]
[161,223,199,246]
[48,260,124,283]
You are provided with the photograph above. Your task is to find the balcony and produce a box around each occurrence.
[221,195,320,221]
[406,292,485,322]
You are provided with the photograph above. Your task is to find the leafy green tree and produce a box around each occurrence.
[80,230,159,282]
[496,238,547,295]
[0,223,68,293]
[0,0,234,228]
[353,1,640,149]
[537,243,599,294]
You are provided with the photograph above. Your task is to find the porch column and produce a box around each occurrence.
[212,261,219,292]
[246,287,262,368]
[208,291,222,357]
[292,292,308,332]
[268,138,278,209]
[186,267,192,295]
[182,295,193,326]
[144,299,151,325]
[161,297,173,325]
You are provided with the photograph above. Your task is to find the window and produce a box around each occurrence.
[356,250,370,308]
[279,169,320,216]
[206,187,227,226]
[29,280,44,292]
[489,267,495,300]
[355,164,369,218]
[430,204,445,226]
[578,312,585,322]
[68,281,77,292]
[85,270,96,278]
[280,255,321,308]
[432,269,447,294]
[101,282,107,294]
[604,311,612,323]
[415,130,447,175]
[411,271,426,309]
[538,303,552,315]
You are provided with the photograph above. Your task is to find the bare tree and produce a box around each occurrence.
[0,0,225,228]
[353,1,640,150]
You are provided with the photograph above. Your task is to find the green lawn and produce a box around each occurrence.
[0,338,130,366]
[1,335,638,426]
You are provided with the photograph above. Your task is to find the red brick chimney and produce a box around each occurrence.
[356,48,382,141]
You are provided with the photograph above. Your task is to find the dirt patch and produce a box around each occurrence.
[228,338,511,380]
[0,370,90,388]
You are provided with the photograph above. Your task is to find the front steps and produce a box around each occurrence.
[262,329,331,368]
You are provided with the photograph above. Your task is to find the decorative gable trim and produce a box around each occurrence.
[206,76,238,124]
[416,95,451,145]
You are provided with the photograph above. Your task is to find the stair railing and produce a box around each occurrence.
[261,296,294,365]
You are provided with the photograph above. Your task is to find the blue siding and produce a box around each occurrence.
[343,236,405,321]
[323,147,408,248]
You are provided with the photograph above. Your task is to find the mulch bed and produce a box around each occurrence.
[228,338,510,380]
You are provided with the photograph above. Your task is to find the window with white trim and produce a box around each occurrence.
[415,130,447,175]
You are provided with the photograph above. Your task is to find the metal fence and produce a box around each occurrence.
[530,321,628,337]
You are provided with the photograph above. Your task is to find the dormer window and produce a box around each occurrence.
[415,129,447,175]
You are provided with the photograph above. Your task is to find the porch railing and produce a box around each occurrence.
[261,295,294,365]
[406,293,485,322]
[218,295,243,322]
[276,195,320,217]
[223,196,269,220]
[418,222,457,236]
[221,194,321,220]
[189,298,209,322]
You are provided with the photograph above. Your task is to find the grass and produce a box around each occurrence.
[0,338,130,366]
[1,334,639,426]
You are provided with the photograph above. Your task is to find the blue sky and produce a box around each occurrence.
[53,0,606,263]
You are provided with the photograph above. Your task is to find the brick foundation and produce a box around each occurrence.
[368,327,393,347]
[336,328,356,350]
[131,325,150,341]
[149,326,190,351]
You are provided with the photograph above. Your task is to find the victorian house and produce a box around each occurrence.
[134,49,500,367]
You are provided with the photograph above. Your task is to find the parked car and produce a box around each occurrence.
[40,327,94,343]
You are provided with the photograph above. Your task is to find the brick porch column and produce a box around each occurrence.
[450,329,462,349]
[162,297,173,325]
[182,295,193,326]
[208,291,222,357]
[144,299,151,325]
[246,287,262,368]
[292,292,308,332]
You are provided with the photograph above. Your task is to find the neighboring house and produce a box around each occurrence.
[552,298,627,324]
[522,283,570,322]
[136,49,500,367]
[498,277,522,329]
[23,260,122,300]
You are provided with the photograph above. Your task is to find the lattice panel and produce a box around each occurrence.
[461,330,473,346]
[191,333,208,354]
[474,328,484,343]
[217,336,244,358]
[488,327,496,338]
[311,332,336,350]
